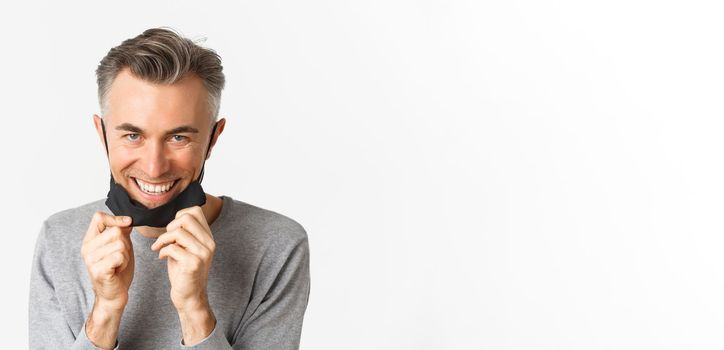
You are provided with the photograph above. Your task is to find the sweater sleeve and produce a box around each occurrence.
[180,320,232,349]
[28,220,119,350]
[234,234,311,350]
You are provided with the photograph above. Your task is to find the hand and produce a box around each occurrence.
[152,206,217,344]
[80,212,134,349]
[81,212,135,309]
[151,206,216,311]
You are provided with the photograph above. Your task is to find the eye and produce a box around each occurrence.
[125,133,140,141]
[171,135,188,142]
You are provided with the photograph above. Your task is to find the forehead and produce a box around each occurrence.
[106,68,209,129]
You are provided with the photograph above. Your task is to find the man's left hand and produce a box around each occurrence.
[151,206,217,344]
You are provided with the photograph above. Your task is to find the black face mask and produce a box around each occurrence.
[101,120,218,227]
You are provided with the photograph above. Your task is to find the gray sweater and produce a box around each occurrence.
[29,196,310,349]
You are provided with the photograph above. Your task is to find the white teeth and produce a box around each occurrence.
[134,178,174,194]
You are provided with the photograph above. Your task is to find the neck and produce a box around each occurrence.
[135,193,223,239]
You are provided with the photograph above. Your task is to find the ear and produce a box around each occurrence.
[206,118,226,160]
[92,114,107,154]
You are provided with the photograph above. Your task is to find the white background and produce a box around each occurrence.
[2,0,723,349]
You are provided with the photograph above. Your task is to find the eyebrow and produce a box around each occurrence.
[115,123,199,134]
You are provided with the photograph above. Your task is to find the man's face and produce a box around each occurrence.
[93,68,224,209]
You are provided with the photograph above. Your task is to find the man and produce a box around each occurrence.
[29,28,311,349]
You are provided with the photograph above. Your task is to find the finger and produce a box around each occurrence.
[84,212,132,243]
[158,243,194,262]
[151,228,208,257]
[96,213,132,234]
[98,251,129,275]
[159,244,204,273]
[175,206,210,233]
[87,239,129,265]
[167,213,214,251]
[88,232,133,263]
[82,226,133,258]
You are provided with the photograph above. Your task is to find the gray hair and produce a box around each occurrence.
[96,27,225,122]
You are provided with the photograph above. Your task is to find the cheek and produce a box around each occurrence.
[173,153,204,174]
[109,149,137,173]
[109,146,203,175]
[170,146,201,163]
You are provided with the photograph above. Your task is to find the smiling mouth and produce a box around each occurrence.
[132,177,180,195]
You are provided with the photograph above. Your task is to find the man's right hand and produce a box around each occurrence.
[80,212,135,349]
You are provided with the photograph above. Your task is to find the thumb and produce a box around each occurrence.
[100,214,132,230]
[110,215,132,227]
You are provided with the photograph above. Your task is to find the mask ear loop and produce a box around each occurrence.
[101,119,108,155]
[100,119,115,184]
[197,121,219,184]
[100,119,218,184]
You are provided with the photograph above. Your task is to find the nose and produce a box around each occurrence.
[139,140,171,179]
